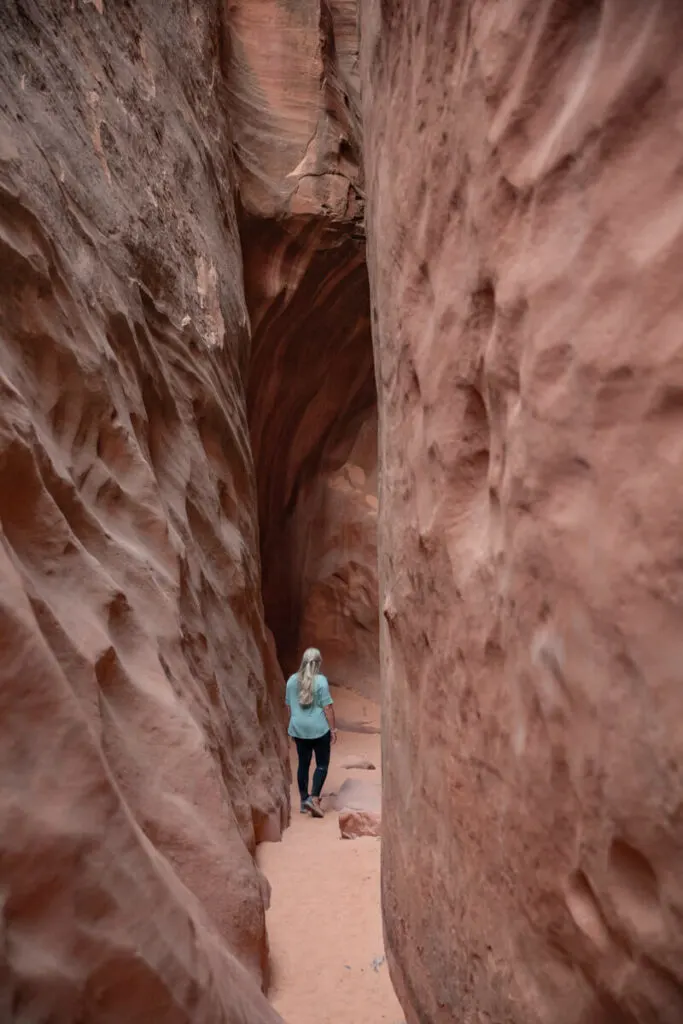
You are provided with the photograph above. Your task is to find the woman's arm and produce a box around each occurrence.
[324,704,337,743]
[285,680,293,736]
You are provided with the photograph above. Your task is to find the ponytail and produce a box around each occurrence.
[297,647,322,707]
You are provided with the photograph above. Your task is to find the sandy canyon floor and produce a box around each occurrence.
[258,687,403,1024]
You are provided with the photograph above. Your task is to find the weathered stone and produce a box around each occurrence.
[341,756,377,771]
[334,778,382,815]
[0,3,288,1021]
[361,2,683,1021]
[339,810,381,840]
[236,0,378,696]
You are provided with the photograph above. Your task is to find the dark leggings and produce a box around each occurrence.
[294,732,331,801]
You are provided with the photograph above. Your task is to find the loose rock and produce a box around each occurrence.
[340,810,382,840]
[333,778,382,814]
[341,755,377,771]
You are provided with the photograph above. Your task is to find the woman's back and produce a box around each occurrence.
[286,672,332,739]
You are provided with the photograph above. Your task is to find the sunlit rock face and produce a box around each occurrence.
[361,2,683,1022]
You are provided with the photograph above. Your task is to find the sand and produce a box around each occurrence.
[258,688,404,1024]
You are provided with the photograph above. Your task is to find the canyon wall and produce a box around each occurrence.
[362,2,683,1022]
[0,0,379,1019]
[295,410,378,699]
[234,0,379,692]
[0,3,288,1021]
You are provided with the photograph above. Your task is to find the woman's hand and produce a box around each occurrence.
[323,704,336,741]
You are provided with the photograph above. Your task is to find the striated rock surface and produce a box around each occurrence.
[0,3,288,1021]
[296,410,378,696]
[362,2,683,1022]
[339,809,381,841]
[233,0,379,694]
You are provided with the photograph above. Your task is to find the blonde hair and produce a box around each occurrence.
[297,647,322,708]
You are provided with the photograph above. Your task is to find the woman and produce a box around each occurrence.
[286,647,336,818]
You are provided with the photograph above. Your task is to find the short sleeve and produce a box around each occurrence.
[285,677,293,706]
[318,675,333,707]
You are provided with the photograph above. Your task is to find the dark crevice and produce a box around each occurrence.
[238,207,378,692]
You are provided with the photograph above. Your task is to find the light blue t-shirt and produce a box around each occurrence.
[286,673,333,739]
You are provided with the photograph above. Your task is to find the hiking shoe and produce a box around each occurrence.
[303,797,324,818]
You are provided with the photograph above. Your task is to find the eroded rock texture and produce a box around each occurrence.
[362,2,683,1022]
[233,0,379,693]
[0,3,287,1021]
[296,411,378,698]
[339,809,381,840]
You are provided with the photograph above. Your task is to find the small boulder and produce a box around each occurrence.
[332,778,381,813]
[339,809,381,839]
[341,755,377,771]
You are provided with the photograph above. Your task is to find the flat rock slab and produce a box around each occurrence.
[340,809,382,839]
[332,778,382,814]
[336,716,381,735]
[341,755,377,771]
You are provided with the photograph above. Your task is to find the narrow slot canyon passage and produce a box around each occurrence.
[4,3,683,1024]
[257,689,402,1024]
[232,13,395,1006]
[241,205,398,1019]
[1,2,402,1021]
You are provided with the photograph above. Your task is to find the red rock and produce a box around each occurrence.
[341,755,377,771]
[0,0,382,1016]
[0,4,289,1021]
[295,416,379,700]
[236,0,379,700]
[334,778,382,815]
[361,2,683,1021]
[339,809,381,840]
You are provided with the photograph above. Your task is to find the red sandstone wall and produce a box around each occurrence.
[0,3,288,1020]
[297,411,378,697]
[362,3,683,1022]
[234,0,378,692]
